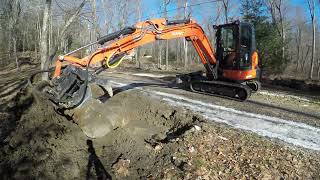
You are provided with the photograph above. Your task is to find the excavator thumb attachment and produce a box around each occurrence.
[32,66,121,138]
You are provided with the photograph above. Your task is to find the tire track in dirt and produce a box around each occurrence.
[109,80,320,151]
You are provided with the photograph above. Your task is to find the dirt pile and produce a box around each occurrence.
[0,90,88,179]
[1,87,320,179]
[0,88,199,179]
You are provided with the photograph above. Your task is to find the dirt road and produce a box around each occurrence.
[1,68,320,179]
[102,70,320,151]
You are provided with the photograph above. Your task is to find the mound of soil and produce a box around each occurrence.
[0,88,199,179]
[0,88,319,179]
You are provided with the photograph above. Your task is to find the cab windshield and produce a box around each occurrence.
[220,27,236,67]
[240,24,252,67]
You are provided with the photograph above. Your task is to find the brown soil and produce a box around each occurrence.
[0,86,319,179]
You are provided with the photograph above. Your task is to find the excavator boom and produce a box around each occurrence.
[53,18,217,79]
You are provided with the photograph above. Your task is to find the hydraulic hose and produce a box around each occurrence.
[105,52,125,69]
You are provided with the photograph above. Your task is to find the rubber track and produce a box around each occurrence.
[189,80,251,101]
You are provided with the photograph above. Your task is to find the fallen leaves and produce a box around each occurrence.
[159,122,320,179]
[112,159,130,177]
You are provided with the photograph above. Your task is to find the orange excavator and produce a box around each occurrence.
[29,18,261,138]
[31,18,260,137]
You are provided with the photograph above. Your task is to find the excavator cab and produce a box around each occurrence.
[215,21,260,83]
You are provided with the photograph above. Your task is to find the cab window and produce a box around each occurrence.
[220,27,236,67]
[240,24,252,67]
[221,27,235,50]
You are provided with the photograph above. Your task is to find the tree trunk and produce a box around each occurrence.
[165,40,169,70]
[176,39,180,63]
[223,0,229,23]
[278,1,285,61]
[135,0,142,69]
[91,0,98,52]
[307,0,316,79]
[280,16,285,61]
[22,30,26,52]
[309,24,315,79]
[295,28,301,71]
[135,48,141,69]
[158,42,162,69]
[163,0,169,70]
[317,58,320,79]
[49,11,52,55]
[13,37,19,71]
[301,46,310,72]
[183,0,188,69]
[40,0,51,80]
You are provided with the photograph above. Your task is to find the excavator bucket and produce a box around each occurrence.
[33,66,123,138]
[68,89,127,138]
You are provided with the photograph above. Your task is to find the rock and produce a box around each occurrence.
[218,136,228,141]
[194,125,201,131]
[154,144,162,151]
[188,146,195,153]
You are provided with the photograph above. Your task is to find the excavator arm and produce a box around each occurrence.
[53,18,217,79]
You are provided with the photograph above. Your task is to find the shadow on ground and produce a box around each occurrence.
[86,140,112,180]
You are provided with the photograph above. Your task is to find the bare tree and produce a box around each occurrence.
[294,26,302,71]
[48,0,87,63]
[266,0,286,61]
[306,0,316,79]
[90,0,98,52]
[135,0,142,69]
[11,0,21,71]
[164,0,170,70]
[40,0,52,80]
[3,0,21,70]
[34,0,88,80]
[183,0,188,68]
[318,58,320,79]
[301,45,311,72]
[222,0,229,23]
[292,7,305,71]
[174,0,185,64]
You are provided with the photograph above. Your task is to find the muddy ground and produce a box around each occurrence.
[1,67,320,179]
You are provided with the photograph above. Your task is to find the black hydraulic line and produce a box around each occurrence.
[97,27,136,45]
[166,18,191,25]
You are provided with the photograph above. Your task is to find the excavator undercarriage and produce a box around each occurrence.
[177,71,252,101]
